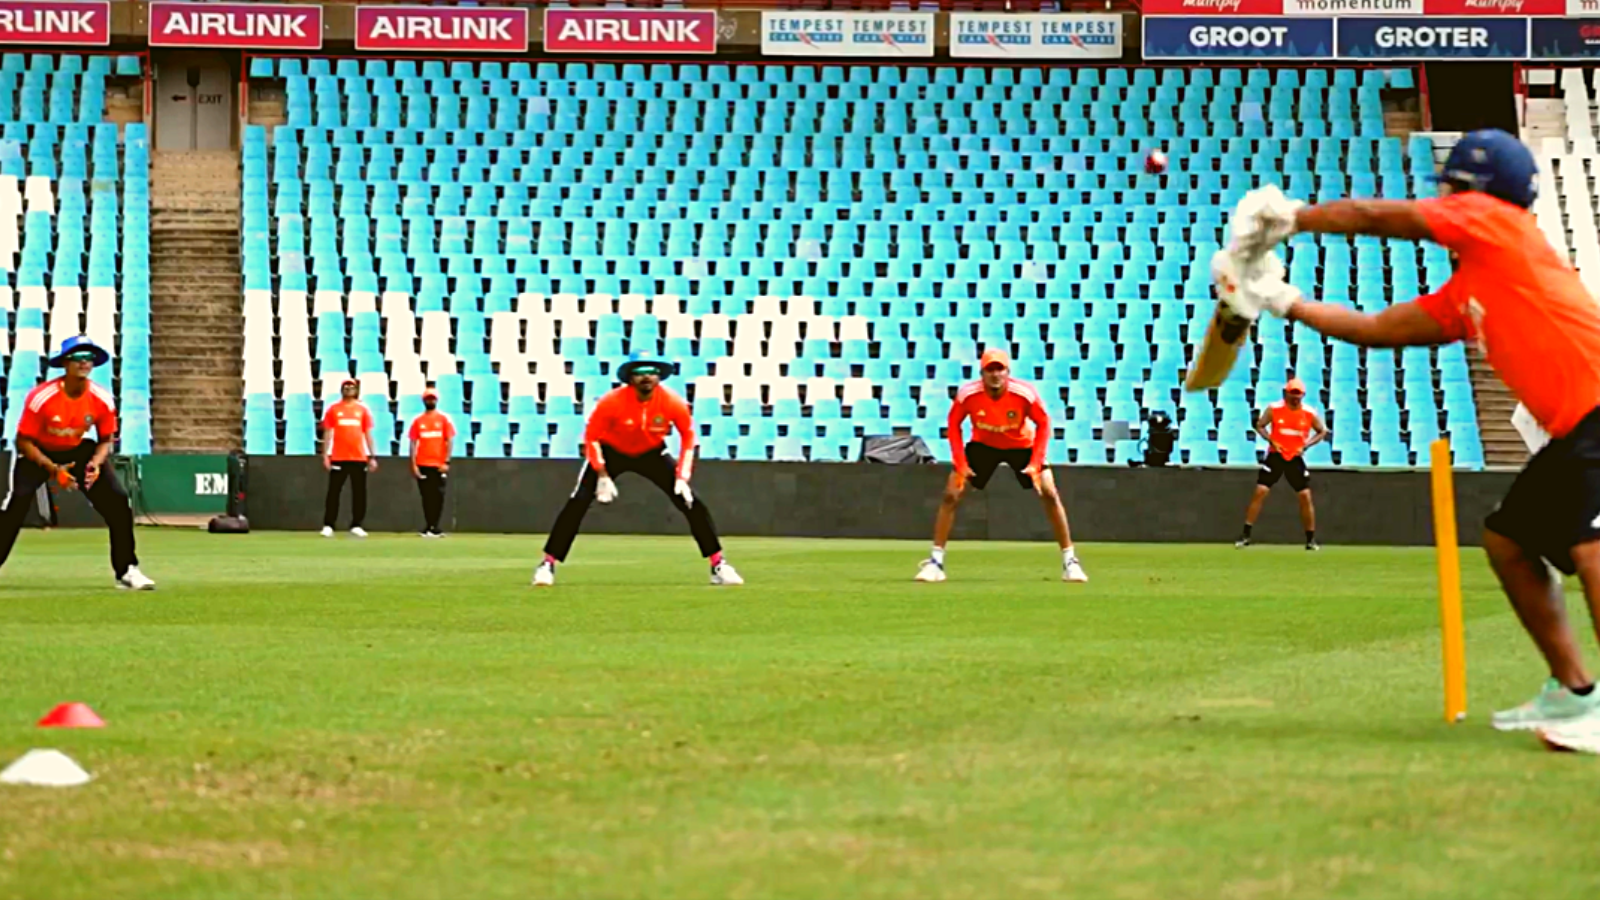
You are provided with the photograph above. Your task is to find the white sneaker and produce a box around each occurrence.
[1063,556,1089,583]
[532,562,555,587]
[711,562,744,586]
[320,526,334,538]
[116,566,155,591]
[1538,708,1600,753]
[350,527,368,539]
[914,559,946,583]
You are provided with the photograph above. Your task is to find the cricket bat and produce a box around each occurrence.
[1184,252,1256,392]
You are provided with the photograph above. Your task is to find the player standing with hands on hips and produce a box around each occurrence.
[1237,377,1328,550]
[915,349,1087,583]
[533,351,742,587]
[408,386,454,537]
[320,378,377,538]
[1218,129,1600,747]
[0,335,153,589]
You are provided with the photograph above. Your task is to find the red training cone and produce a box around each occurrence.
[37,703,105,729]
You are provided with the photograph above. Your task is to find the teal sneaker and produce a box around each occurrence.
[1492,678,1600,732]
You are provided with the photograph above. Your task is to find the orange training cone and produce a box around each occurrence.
[37,703,105,728]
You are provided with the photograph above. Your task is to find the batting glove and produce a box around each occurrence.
[596,476,619,504]
[1212,249,1301,321]
[673,477,694,507]
[1230,185,1303,257]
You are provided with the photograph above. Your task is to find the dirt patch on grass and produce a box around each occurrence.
[90,838,294,868]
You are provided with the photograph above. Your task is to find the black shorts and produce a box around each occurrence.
[1486,405,1600,576]
[1257,451,1311,492]
[965,442,1035,491]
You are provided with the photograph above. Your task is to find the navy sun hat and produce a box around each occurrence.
[1429,129,1539,210]
[617,350,673,383]
[48,334,109,368]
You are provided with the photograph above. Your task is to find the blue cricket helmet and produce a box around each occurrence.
[1431,129,1538,210]
[48,334,109,368]
[616,349,673,383]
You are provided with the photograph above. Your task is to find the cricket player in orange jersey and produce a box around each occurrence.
[915,349,1087,583]
[1237,377,1328,550]
[320,378,377,538]
[1228,129,1600,742]
[408,385,455,538]
[533,352,742,587]
[0,336,153,590]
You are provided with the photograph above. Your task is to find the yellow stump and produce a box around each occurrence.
[1430,438,1468,723]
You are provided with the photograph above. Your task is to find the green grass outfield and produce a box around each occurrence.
[1,530,1596,899]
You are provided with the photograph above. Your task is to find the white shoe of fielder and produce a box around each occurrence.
[349,527,368,539]
[116,566,156,591]
[711,562,744,586]
[1063,555,1089,583]
[320,526,334,538]
[532,561,555,587]
[914,559,946,583]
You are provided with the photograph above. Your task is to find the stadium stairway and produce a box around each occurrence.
[150,150,242,451]
[1468,347,1523,464]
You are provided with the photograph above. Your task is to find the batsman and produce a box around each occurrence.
[1216,130,1600,747]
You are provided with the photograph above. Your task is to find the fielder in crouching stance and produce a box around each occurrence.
[1221,129,1600,747]
[533,352,742,587]
[0,336,154,590]
[916,349,1087,583]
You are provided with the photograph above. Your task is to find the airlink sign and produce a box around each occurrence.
[0,1,109,45]
[148,2,323,50]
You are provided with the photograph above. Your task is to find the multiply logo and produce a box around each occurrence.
[1461,0,1529,10]
[1184,0,1245,9]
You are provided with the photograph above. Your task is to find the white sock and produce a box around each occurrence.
[930,546,946,566]
[1063,547,1077,564]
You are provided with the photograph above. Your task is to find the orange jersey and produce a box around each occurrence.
[1416,191,1600,439]
[321,399,374,462]
[948,377,1049,472]
[1267,400,1318,460]
[16,378,117,452]
[585,384,695,478]
[408,410,455,468]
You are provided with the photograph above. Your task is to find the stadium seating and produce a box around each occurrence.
[243,60,1479,468]
[1529,69,1600,300]
[0,52,149,452]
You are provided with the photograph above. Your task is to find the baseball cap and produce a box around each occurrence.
[1284,378,1306,395]
[422,386,439,399]
[980,348,1011,371]
[1430,129,1538,210]
[341,377,359,390]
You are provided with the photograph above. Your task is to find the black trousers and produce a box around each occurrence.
[0,439,138,577]
[543,445,722,562]
[324,461,368,528]
[416,466,446,530]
